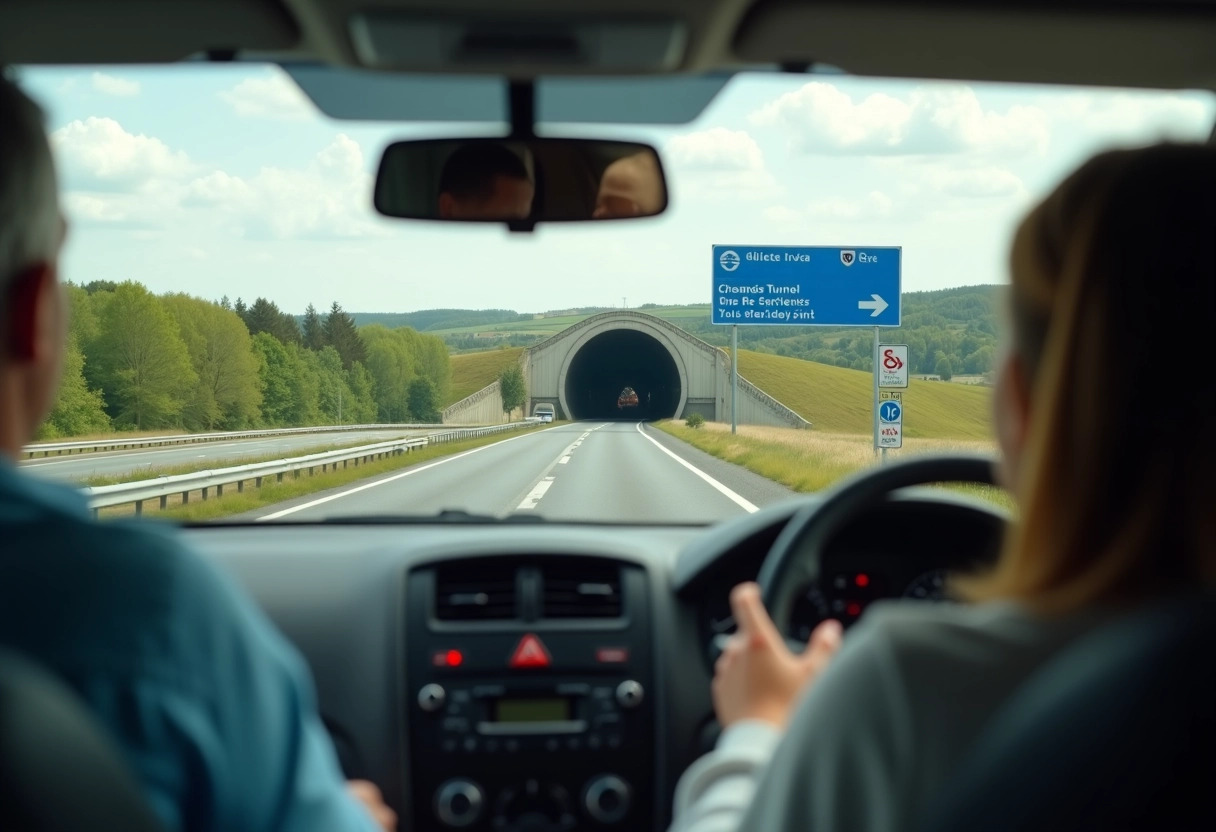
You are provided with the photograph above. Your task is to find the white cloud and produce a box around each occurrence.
[664,128,780,203]
[750,82,1049,157]
[184,134,380,239]
[1041,92,1211,143]
[667,127,765,171]
[51,117,194,191]
[805,191,897,222]
[763,205,804,224]
[219,74,315,120]
[925,166,1026,200]
[91,72,141,97]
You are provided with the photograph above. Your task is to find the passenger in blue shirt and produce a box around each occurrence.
[0,76,395,832]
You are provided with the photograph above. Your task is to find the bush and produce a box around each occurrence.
[685,413,706,429]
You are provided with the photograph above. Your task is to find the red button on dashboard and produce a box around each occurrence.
[596,648,629,664]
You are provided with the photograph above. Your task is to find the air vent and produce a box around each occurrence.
[435,562,518,621]
[541,563,622,618]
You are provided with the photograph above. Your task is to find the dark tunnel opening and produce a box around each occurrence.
[564,329,682,421]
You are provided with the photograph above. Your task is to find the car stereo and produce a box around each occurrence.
[405,559,655,832]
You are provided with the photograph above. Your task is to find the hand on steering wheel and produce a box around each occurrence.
[712,582,843,729]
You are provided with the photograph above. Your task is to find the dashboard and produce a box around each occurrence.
[187,490,1005,832]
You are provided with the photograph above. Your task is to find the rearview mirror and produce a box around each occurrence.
[373,138,668,228]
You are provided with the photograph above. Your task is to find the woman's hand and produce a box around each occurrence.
[713,582,843,729]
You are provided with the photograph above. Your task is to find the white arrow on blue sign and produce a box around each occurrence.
[712,245,901,327]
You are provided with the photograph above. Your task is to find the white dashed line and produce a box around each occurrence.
[517,477,555,510]
[256,424,564,521]
[559,455,571,464]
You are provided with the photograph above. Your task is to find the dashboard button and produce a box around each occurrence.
[435,779,484,828]
[418,683,446,712]
[583,775,631,824]
[615,680,644,708]
[596,647,629,663]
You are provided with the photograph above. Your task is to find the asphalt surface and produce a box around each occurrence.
[21,429,428,483]
[247,421,797,524]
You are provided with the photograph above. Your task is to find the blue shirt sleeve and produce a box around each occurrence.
[67,525,382,832]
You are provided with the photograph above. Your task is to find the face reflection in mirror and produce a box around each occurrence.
[593,151,664,220]
[437,144,535,221]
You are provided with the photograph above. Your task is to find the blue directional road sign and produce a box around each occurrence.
[712,245,901,326]
[879,400,902,423]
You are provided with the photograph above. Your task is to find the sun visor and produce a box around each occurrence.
[282,64,732,124]
[734,1,1216,90]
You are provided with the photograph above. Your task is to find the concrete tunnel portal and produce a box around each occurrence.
[562,329,683,420]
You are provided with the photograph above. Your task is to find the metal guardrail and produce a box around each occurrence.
[82,421,538,516]
[23,422,459,459]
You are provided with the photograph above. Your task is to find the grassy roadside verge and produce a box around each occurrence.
[654,421,1013,509]
[75,438,390,487]
[98,425,547,522]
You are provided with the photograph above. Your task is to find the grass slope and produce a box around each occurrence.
[447,347,525,405]
[736,350,992,440]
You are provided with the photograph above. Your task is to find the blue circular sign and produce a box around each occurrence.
[879,401,902,422]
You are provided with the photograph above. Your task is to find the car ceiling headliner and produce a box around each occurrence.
[2,1,1215,90]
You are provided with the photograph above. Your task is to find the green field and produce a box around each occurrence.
[736,349,993,440]
[447,347,525,405]
[445,343,991,438]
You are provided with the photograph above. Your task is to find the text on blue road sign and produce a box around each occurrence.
[712,245,901,327]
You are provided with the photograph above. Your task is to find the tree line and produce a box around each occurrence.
[38,280,451,440]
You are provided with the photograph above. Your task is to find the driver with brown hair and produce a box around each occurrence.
[669,142,1216,831]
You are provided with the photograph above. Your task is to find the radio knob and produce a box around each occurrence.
[435,778,484,828]
[418,683,446,712]
[583,775,631,825]
[615,680,644,708]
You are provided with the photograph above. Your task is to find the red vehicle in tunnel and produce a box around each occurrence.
[617,387,639,409]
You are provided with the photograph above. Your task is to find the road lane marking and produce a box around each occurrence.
[255,424,568,520]
[634,422,758,513]
[517,477,555,510]
[505,423,606,514]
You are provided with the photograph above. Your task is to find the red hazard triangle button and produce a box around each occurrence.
[509,633,551,669]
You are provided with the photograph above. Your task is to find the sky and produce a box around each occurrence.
[16,64,1216,316]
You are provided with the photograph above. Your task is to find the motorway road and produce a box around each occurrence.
[247,421,796,524]
[21,429,428,484]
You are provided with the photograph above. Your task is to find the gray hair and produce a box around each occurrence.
[0,72,61,294]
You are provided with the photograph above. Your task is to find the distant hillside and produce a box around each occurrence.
[736,350,992,439]
[347,309,530,331]
[446,347,525,406]
[387,286,1001,377]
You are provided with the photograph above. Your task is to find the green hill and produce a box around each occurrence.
[446,345,991,439]
[446,347,525,406]
[737,350,992,440]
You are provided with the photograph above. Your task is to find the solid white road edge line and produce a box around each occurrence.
[634,422,759,513]
[255,424,566,521]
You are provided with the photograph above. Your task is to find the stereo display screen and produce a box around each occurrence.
[493,697,571,723]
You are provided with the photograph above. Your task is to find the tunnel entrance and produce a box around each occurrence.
[563,329,683,420]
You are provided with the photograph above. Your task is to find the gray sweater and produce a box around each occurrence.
[670,600,1105,832]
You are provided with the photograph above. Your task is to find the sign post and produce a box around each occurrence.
[712,244,901,451]
[731,324,738,434]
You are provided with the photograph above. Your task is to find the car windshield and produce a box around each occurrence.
[15,65,1215,524]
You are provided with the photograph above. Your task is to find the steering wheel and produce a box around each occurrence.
[757,454,1001,639]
